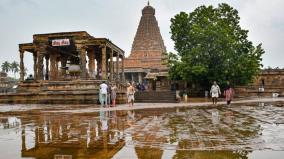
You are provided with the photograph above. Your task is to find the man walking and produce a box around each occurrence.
[210,81,221,105]
[127,83,135,107]
[99,81,108,107]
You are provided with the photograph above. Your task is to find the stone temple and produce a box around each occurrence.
[0,31,127,104]
[124,2,169,91]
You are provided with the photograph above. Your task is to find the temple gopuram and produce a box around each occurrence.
[0,31,127,104]
[124,2,170,91]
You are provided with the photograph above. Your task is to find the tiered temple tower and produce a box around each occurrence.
[124,2,168,84]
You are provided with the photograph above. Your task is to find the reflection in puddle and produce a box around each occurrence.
[0,102,284,158]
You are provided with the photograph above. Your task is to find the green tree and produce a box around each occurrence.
[1,61,11,73]
[10,61,20,78]
[169,3,264,89]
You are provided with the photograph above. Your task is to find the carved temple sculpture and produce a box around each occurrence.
[19,31,125,82]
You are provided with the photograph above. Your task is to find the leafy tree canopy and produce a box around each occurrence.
[168,3,264,89]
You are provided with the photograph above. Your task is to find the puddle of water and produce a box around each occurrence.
[0,102,284,158]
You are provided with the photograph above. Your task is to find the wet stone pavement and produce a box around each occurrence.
[0,101,284,159]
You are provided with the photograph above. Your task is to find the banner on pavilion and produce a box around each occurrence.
[52,39,70,46]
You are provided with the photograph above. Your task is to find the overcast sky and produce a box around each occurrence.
[0,0,284,75]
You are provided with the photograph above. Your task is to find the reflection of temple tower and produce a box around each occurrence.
[124,2,168,85]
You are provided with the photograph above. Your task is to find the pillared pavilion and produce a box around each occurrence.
[19,31,125,82]
[0,31,127,104]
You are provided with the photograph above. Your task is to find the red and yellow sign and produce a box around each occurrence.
[52,39,70,46]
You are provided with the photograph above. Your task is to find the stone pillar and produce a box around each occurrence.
[131,73,134,82]
[116,54,119,80]
[33,52,38,80]
[88,48,95,79]
[49,53,57,80]
[55,58,59,78]
[60,57,67,79]
[112,54,115,78]
[35,127,39,148]
[121,55,125,81]
[93,52,96,78]
[21,126,26,151]
[19,49,25,82]
[96,55,101,79]
[110,49,114,81]
[138,72,143,83]
[37,51,45,80]
[79,46,87,79]
[45,55,49,80]
[101,45,107,80]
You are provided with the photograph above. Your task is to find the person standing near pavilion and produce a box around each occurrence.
[111,84,118,107]
[210,81,221,105]
[107,82,112,107]
[224,81,234,106]
[99,81,108,107]
[127,83,135,107]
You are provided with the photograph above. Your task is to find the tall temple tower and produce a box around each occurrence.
[124,2,168,85]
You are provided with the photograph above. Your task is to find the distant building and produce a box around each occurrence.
[255,69,284,87]
[0,71,16,93]
[124,2,170,91]
[235,69,284,97]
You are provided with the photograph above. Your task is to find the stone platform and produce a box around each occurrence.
[0,80,127,104]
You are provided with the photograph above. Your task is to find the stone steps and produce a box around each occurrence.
[134,91,177,103]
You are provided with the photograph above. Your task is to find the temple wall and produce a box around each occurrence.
[235,69,284,97]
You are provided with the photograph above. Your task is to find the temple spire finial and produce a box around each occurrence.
[147,0,150,6]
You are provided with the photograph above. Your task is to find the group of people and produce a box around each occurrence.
[210,80,234,105]
[99,81,136,107]
[135,82,146,91]
[99,81,118,107]
[99,80,233,107]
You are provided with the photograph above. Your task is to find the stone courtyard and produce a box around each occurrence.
[0,98,284,158]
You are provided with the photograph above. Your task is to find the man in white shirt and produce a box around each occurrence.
[99,81,108,107]
[210,81,221,105]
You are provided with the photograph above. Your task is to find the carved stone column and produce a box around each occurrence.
[37,55,44,80]
[110,49,114,81]
[37,48,45,80]
[19,49,25,82]
[79,46,87,79]
[88,48,95,79]
[33,52,38,80]
[138,72,143,83]
[121,55,125,81]
[61,56,67,79]
[55,58,59,79]
[45,55,49,80]
[96,54,101,79]
[131,73,134,82]
[21,126,26,151]
[101,45,107,80]
[35,127,39,148]
[49,53,57,80]
[116,54,119,80]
